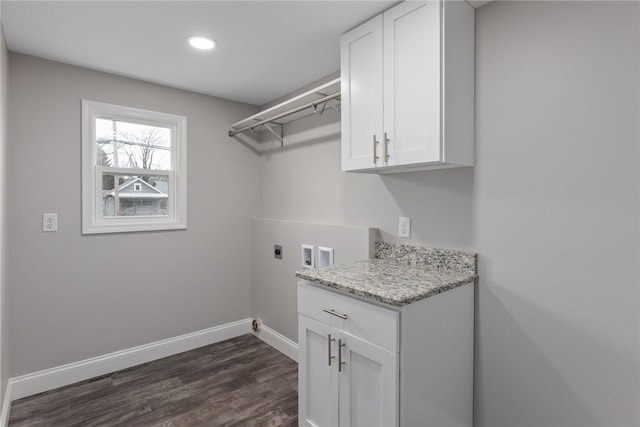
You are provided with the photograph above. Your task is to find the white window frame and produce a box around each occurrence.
[82,100,187,234]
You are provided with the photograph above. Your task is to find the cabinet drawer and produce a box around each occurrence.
[298,280,399,353]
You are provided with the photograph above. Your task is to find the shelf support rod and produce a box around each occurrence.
[228,91,340,137]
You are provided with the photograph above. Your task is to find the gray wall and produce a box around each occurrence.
[251,218,375,342]
[7,54,261,376]
[0,24,8,402]
[260,110,475,248]
[259,2,640,425]
[474,2,639,425]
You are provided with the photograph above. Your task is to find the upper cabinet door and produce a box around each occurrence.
[341,15,384,172]
[384,1,442,166]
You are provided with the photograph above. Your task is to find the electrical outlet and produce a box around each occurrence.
[274,244,283,260]
[43,213,58,232]
[399,216,411,238]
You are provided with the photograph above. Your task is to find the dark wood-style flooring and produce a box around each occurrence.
[9,334,298,427]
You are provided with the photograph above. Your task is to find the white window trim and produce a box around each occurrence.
[82,100,187,234]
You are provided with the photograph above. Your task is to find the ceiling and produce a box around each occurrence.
[1,1,487,106]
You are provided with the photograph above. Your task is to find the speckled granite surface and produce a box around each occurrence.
[296,260,477,306]
[296,243,478,307]
[375,242,477,274]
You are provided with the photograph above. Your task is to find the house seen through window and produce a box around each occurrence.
[97,118,170,218]
[82,100,187,234]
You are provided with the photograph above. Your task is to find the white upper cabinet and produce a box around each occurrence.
[341,0,475,173]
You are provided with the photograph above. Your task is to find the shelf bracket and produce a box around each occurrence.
[263,123,284,147]
[313,99,339,116]
[326,99,340,114]
[314,102,328,116]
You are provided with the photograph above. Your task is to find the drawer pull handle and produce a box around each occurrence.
[338,339,346,372]
[328,334,336,366]
[323,309,348,320]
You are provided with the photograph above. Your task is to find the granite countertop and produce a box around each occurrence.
[295,243,478,307]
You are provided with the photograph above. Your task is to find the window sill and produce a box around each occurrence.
[82,220,187,235]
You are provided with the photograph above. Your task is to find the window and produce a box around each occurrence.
[82,100,187,234]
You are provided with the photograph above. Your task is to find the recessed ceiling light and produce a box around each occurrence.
[188,36,215,50]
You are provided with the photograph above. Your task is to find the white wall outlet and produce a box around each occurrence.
[301,244,315,268]
[43,213,58,232]
[399,216,411,238]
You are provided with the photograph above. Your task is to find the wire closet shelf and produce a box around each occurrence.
[227,78,341,145]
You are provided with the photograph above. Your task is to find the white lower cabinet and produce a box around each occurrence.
[298,280,474,427]
[298,314,398,427]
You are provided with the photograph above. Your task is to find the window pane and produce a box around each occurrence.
[102,173,169,217]
[96,119,171,170]
[96,118,113,143]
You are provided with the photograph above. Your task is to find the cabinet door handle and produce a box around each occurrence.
[384,132,390,163]
[323,308,348,320]
[328,334,336,366]
[338,339,346,372]
[373,135,379,165]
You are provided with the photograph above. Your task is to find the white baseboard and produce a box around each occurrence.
[9,318,252,402]
[0,381,12,427]
[253,323,298,362]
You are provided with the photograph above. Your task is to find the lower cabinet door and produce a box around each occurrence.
[338,331,399,427]
[298,314,339,427]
